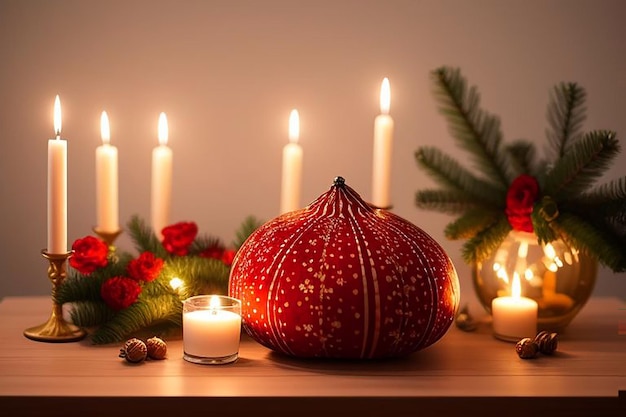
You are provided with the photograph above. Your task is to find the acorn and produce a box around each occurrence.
[515,337,538,359]
[146,336,167,360]
[119,338,148,363]
[534,331,558,355]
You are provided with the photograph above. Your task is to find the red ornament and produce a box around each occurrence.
[69,236,109,274]
[127,251,164,282]
[161,222,198,256]
[229,177,460,359]
[505,174,539,233]
[101,276,142,311]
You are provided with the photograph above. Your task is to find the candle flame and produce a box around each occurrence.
[209,295,220,310]
[380,77,390,115]
[288,109,299,143]
[169,277,183,291]
[512,272,521,298]
[53,95,62,137]
[158,112,168,146]
[100,111,110,145]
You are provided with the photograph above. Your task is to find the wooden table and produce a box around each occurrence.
[1,296,624,416]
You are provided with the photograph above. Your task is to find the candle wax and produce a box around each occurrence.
[492,296,538,342]
[183,309,242,358]
[47,138,67,254]
[95,144,119,233]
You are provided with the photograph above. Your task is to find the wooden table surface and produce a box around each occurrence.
[1,296,624,416]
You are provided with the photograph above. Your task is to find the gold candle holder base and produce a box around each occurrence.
[24,250,86,343]
[93,227,122,249]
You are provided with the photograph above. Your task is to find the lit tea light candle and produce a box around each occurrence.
[280,109,303,214]
[47,95,68,254]
[151,112,172,239]
[371,77,394,209]
[492,273,538,342]
[183,295,242,365]
[95,111,119,233]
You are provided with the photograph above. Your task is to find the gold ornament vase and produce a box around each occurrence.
[472,231,597,330]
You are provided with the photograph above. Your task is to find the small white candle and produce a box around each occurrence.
[183,295,242,364]
[492,273,538,342]
[280,109,303,214]
[95,111,119,233]
[151,112,172,239]
[47,95,67,254]
[371,77,394,209]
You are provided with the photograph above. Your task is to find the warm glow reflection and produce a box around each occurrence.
[380,77,390,114]
[288,109,299,143]
[209,295,221,309]
[524,268,534,281]
[512,273,522,298]
[54,95,62,137]
[544,243,556,259]
[169,277,183,291]
[100,111,110,145]
[158,112,168,146]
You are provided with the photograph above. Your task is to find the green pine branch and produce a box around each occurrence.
[233,216,263,250]
[69,300,115,328]
[431,67,514,188]
[444,209,502,240]
[127,215,168,258]
[543,130,620,200]
[90,294,182,344]
[461,216,511,264]
[190,235,224,255]
[161,255,230,297]
[506,140,537,177]
[415,147,504,206]
[546,82,587,160]
[416,189,484,215]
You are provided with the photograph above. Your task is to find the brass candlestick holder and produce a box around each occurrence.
[93,227,122,249]
[24,250,86,342]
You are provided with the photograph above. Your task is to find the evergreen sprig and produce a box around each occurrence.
[416,66,626,271]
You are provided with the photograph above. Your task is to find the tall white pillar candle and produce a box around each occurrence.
[280,109,303,214]
[151,112,172,239]
[492,273,538,342]
[47,95,67,254]
[95,111,119,233]
[371,77,394,209]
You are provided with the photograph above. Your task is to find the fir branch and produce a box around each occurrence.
[576,177,626,206]
[416,189,483,215]
[233,216,263,250]
[543,130,620,199]
[90,294,182,344]
[127,215,168,258]
[444,209,502,240]
[431,67,514,188]
[552,213,626,272]
[415,147,504,206]
[461,216,511,263]
[68,300,115,328]
[506,140,537,177]
[161,256,230,297]
[546,82,587,160]
[190,235,224,255]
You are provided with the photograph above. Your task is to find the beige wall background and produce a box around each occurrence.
[1,0,624,304]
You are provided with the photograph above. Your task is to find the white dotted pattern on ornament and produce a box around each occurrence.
[229,177,460,359]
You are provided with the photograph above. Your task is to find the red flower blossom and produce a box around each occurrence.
[221,249,236,266]
[127,252,164,282]
[505,174,540,232]
[161,221,198,256]
[101,276,142,311]
[69,236,109,274]
[200,246,236,266]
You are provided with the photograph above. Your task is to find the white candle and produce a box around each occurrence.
[183,295,242,364]
[280,109,303,214]
[47,95,67,254]
[371,77,394,209]
[95,111,119,233]
[151,112,172,239]
[492,273,538,342]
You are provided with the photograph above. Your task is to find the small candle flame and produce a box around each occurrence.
[288,109,299,144]
[511,272,522,298]
[158,112,168,146]
[100,111,110,145]
[53,95,62,137]
[169,277,183,291]
[209,295,220,309]
[380,77,390,115]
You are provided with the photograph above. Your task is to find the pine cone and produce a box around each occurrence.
[534,331,558,355]
[119,338,148,363]
[515,337,538,359]
[146,336,167,360]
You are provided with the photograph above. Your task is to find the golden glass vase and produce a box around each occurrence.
[472,231,597,331]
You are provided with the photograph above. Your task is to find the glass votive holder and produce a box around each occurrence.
[182,295,242,365]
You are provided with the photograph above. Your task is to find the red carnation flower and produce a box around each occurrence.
[161,221,198,256]
[505,174,540,233]
[101,276,142,311]
[200,246,235,266]
[221,249,236,266]
[127,251,164,282]
[69,236,109,274]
